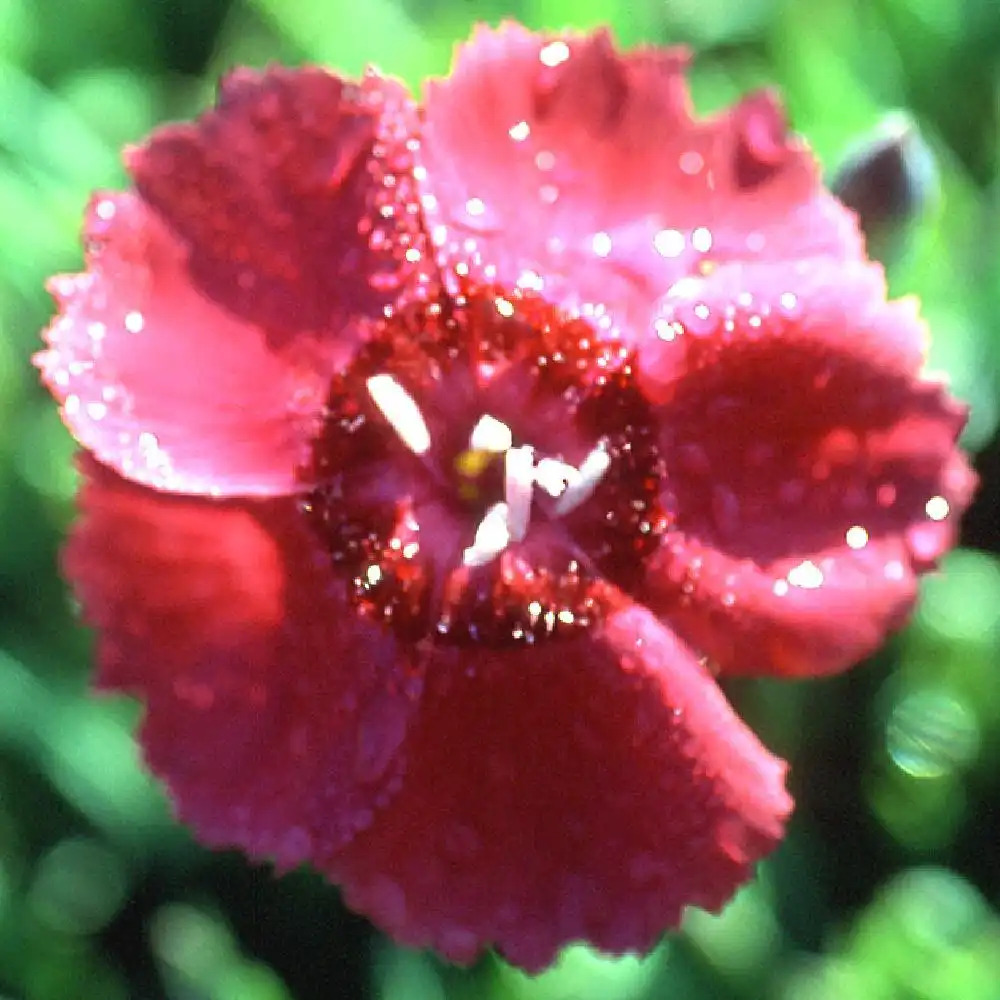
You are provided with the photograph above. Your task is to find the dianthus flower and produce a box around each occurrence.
[37,23,973,971]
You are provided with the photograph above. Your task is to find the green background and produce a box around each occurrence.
[2,0,999,997]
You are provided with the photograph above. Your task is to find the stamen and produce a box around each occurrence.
[365,374,431,455]
[469,414,513,453]
[504,445,535,541]
[534,457,582,498]
[553,443,611,515]
[462,502,512,567]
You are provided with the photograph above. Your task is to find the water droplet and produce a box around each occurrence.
[787,560,824,589]
[539,184,559,205]
[508,120,530,142]
[846,525,869,550]
[123,310,144,333]
[539,40,571,67]
[679,150,704,175]
[772,579,790,597]
[465,197,486,217]
[777,291,799,316]
[884,559,905,581]
[925,495,950,521]
[685,302,714,336]
[653,318,681,341]
[591,231,612,257]
[94,198,116,222]
[517,269,544,291]
[653,228,685,258]
[535,150,556,171]
[691,226,713,253]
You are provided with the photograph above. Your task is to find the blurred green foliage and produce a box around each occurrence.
[2,0,999,997]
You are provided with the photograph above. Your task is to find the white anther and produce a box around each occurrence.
[365,374,431,455]
[469,414,513,453]
[533,457,582,498]
[553,444,611,515]
[504,445,535,542]
[462,502,512,567]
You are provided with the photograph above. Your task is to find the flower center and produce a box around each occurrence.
[300,284,670,646]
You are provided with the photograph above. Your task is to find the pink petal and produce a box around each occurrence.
[66,456,421,863]
[328,598,790,970]
[638,258,975,676]
[417,23,861,335]
[38,68,426,496]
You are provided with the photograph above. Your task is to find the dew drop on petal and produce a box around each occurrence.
[539,40,571,67]
[535,150,556,171]
[691,226,713,253]
[925,495,950,521]
[777,291,799,317]
[787,560,824,589]
[508,120,530,142]
[685,303,714,336]
[884,559,906,581]
[591,231,613,258]
[679,150,704,175]
[846,525,869,550]
[123,310,145,333]
[653,228,685,258]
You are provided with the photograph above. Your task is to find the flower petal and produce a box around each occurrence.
[417,23,860,334]
[66,456,421,863]
[38,68,425,496]
[328,599,790,971]
[638,258,975,676]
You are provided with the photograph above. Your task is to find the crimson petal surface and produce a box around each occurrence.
[39,68,424,497]
[418,23,862,336]
[638,257,974,675]
[328,599,791,971]
[67,457,422,862]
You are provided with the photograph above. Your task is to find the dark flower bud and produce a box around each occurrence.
[832,114,938,262]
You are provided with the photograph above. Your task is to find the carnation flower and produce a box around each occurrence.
[36,23,973,971]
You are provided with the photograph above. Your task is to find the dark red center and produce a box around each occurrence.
[300,283,670,646]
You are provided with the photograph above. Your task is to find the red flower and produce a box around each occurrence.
[37,24,973,970]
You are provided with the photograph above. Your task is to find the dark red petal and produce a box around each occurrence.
[66,456,421,863]
[327,599,791,970]
[38,69,426,496]
[417,23,861,335]
[638,258,975,676]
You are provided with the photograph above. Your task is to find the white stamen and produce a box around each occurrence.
[469,414,513,453]
[533,457,582,498]
[504,446,535,541]
[553,444,611,515]
[365,374,431,455]
[462,502,512,567]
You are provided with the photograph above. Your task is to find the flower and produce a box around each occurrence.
[36,23,973,971]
